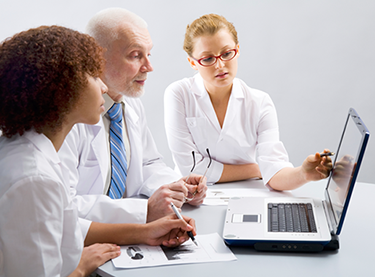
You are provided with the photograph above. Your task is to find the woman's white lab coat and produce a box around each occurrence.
[0,131,83,276]
[164,73,293,185]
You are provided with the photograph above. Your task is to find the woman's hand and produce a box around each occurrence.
[302,149,333,182]
[69,243,121,277]
[143,214,196,247]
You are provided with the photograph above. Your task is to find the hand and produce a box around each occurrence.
[302,149,333,181]
[70,243,120,277]
[143,214,196,247]
[147,180,188,222]
[183,173,208,206]
[332,154,356,188]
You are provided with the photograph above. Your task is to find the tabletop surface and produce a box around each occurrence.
[96,179,375,277]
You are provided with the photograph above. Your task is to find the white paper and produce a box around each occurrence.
[203,188,294,205]
[111,233,236,269]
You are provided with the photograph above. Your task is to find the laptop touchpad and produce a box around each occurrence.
[232,214,260,223]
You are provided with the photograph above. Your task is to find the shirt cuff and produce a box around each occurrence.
[207,159,224,184]
[79,217,92,239]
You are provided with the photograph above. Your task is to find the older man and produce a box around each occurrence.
[59,7,207,240]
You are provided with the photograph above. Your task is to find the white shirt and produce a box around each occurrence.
[0,131,83,277]
[164,73,293,185]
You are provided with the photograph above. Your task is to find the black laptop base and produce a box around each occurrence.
[226,234,339,253]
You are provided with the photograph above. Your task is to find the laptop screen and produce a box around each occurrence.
[325,108,369,234]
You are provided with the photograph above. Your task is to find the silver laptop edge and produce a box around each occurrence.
[323,108,370,235]
[223,108,370,250]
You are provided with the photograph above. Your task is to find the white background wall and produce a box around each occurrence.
[1,0,374,184]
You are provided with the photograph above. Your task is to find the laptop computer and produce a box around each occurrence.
[223,108,370,252]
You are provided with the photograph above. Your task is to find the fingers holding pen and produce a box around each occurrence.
[161,214,196,247]
[314,149,334,178]
[319,149,334,166]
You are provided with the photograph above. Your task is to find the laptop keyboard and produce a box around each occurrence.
[268,203,317,233]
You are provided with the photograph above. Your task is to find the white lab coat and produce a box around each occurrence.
[59,96,180,238]
[164,73,293,185]
[0,131,83,277]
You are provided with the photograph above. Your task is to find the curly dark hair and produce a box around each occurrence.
[0,25,105,138]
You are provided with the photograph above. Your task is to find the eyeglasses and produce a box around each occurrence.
[191,48,238,67]
[185,148,212,202]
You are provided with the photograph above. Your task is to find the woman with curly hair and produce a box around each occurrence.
[0,26,196,276]
[0,25,120,276]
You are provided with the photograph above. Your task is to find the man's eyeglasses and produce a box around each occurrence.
[185,148,212,202]
[191,48,238,67]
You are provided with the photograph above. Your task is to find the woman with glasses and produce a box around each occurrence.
[164,14,332,191]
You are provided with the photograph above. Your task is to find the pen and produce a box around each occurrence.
[170,202,198,246]
[320,152,335,157]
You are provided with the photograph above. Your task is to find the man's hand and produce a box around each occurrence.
[146,174,207,222]
[147,180,188,222]
[183,173,207,206]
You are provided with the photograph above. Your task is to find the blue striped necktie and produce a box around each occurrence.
[107,103,127,199]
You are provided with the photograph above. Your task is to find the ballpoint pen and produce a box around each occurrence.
[320,152,335,157]
[170,202,198,246]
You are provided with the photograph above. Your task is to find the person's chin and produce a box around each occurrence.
[84,116,101,125]
[215,75,234,85]
[125,86,145,98]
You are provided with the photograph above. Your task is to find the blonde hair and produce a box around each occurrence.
[183,14,238,57]
[86,7,148,50]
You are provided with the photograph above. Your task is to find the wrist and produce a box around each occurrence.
[69,266,86,277]
[298,166,312,185]
[133,223,150,245]
[146,201,151,223]
[141,222,159,245]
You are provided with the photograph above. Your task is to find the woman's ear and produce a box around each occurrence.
[237,44,240,57]
[187,56,198,71]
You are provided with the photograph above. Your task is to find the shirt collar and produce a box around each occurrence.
[103,93,124,114]
[102,93,139,123]
[231,77,244,99]
[192,73,206,97]
[24,130,60,165]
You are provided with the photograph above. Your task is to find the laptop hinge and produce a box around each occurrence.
[322,200,336,235]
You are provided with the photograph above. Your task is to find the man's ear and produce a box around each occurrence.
[187,56,198,71]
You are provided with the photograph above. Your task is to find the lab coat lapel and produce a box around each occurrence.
[221,79,244,137]
[123,99,140,168]
[192,74,221,133]
[25,131,70,193]
[90,117,109,191]
[122,99,143,197]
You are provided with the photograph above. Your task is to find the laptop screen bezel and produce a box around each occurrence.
[324,108,369,235]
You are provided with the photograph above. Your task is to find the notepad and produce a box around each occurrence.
[111,233,236,268]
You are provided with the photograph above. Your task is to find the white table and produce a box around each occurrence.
[96,179,375,277]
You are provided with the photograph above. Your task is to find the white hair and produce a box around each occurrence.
[86,7,148,49]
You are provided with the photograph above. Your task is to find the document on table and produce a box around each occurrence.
[203,188,294,205]
[111,232,236,269]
